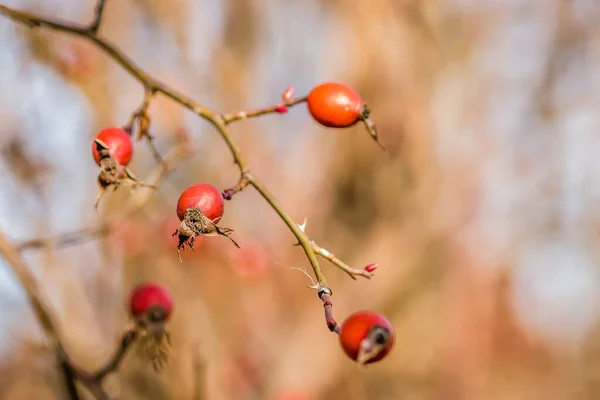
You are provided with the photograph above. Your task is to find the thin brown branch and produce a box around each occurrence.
[58,327,139,398]
[93,329,138,381]
[246,173,328,288]
[0,233,61,345]
[0,232,81,398]
[17,225,110,251]
[312,243,373,280]
[58,351,82,400]
[221,96,307,125]
[320,291,340,334]
[88,0,108,34]
[222,172,250,200]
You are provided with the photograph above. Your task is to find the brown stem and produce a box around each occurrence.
[58,351,82,400]
[312,243,373,280]
[222,172,250,200]
[221,96,307,125]
[87,0,108,34]
[93,329,138,381]
[17,225,110,251]
[320,292,340,334]
[0,232,81,397]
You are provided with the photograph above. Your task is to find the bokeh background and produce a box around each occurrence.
[1,0,600,399]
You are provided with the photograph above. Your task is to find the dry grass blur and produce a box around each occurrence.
[1,0,600,399]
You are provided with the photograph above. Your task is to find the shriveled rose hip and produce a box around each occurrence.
[91,127,133,166]
[339,311,395,364]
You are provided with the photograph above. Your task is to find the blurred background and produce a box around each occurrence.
[1,0,600,399]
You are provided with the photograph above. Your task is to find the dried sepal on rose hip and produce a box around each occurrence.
[128,282,173,371]
[91,127,155,209]
[306,82,385,149]
[338,311,395,365]
[173,183,239,260]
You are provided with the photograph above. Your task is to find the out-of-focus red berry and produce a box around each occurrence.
[112,218,148,258]
[92,127,133,166]
[307,82,363,128]
[176,183,224,223]
[339,311,395,364]
[129,283,173,322]
[231,240,269,279]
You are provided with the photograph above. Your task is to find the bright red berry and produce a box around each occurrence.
[174,183,238,257]
[176,183,224,223]
[307,82,364,128]
[91,127,133,166]
[339,311,395,364]
[231,240,269,279]
[129,283,173,324]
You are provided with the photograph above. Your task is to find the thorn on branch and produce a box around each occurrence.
[298,218,307,233]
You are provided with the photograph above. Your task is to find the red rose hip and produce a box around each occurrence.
[129,283,173,324]
[174,183,238,260]
[307,82,363,128]
[92,127,133,166]
[128,283,174,371]
[339,311,395,364]
[176,183,224,223]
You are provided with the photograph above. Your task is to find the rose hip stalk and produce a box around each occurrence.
[128,283,173,371]
[91,126,155,209]
[174,183,239,261]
